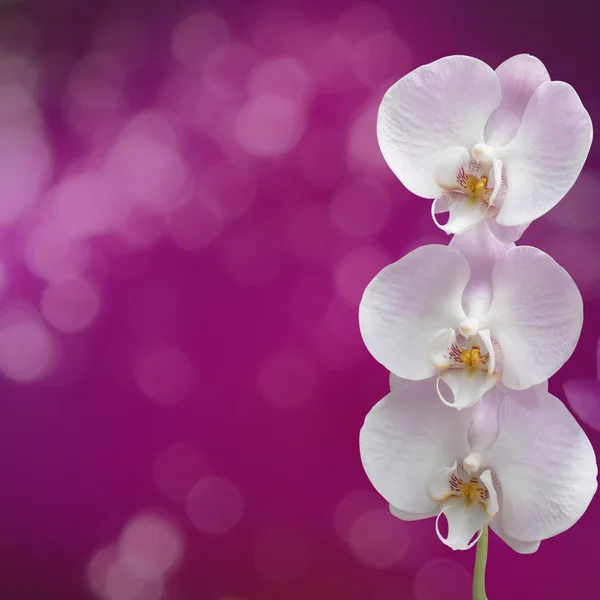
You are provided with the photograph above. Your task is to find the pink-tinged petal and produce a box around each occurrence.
[434,146,470,189]
[432,192,496,236]
[467,387,503,454]
[564,378,600,432]
[359,245,469,380]
[360,379,472,515]
[378,56,501,198]
[496,81,592,226]
[484,391,597,542]
[487,219,530,243]
[437,369,498,410]
[484,54,550,148]
[483,246,583,390]
[449,222,513,317]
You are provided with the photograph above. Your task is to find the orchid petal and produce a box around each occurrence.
[479,469,499,518]
[467,387,504,454]
[378,55,501,198]
[360,379,471,515]
[449,222,513,317]
[490,518,541,554]
[437,369,499,410]
[496,81,593,226]
[389,372,412,391]
[484,391,597,542]
[359,245,469,380]
[483,246,583,390]
[389,504,437,521]
[432,192,495,236]
[436,497,488,551]
[434,146,470,190]
[484,54,550,148]
[487,219,530,243]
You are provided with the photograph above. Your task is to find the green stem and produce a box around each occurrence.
[472,525,489,600]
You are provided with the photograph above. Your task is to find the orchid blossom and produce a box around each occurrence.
[360,377,597,552]
[359,223,583,409]
[378,54,592,241]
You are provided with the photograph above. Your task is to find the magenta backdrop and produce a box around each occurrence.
[1,0,599,599]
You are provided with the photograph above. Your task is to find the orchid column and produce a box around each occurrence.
[357,54,597,599]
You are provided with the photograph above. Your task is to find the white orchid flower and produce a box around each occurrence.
[358,223,583,409]
[360,377,597,552]
[378,54,592,242]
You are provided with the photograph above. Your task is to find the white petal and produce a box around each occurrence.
[436,497,489,551]
[496,81,593,226]
[432,192,495,236]
[389,504,437,521]
[434,146,470,189]
[484,391,598,542]
[389,372,412,391]
[378,56,501,198]
[359,245,469,380]
[484,54,550,148]
[437,369,499,410]
[427,463,457,502]
[479,469,499,518]
[449,221,513,317]
[428,328,457,369]
[478,329,496,375]
[490,518,541,554]
[360,379,472,515]
[467,387,504,454]
[483,246,583,390]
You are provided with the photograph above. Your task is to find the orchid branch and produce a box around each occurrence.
[472,525,488,600]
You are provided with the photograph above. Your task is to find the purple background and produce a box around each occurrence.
[1,0,600,599]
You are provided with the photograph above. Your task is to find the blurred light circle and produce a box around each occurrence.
[0,55,37,93]
[334,245,391,304]
[67,52,127,112]
[25,224,90,282]
[348,508,411,568]
[0,126,51,225]
[248,57,314,107]
[251,9,307,54]
[41,277,100,333]
[564,379,600,432]
[166,194,224,251]
[347,100,390,177]
[186,476,244,535]
[105,560,164,600]
[49,170,124,238]
[330,180,391,236]
[202,42,256,100]
[414,558,471,600]
[171,11,229,71]
[258,348,317,408]
[234,94,305,158]
[117,213,166,250]
[0,309,60,382]
[349,32,412,87]
[105,112,189,215]
[334,490,382,543]
[119,511,184,579]
[153,443,210,501]
[0,83,41,123]
[134,343,197,405]
[253,527,311,584]
[88,545,119,599]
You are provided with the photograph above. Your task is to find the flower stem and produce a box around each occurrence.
[472,525,489,600]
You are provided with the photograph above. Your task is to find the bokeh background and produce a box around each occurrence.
[0,0,599,598]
